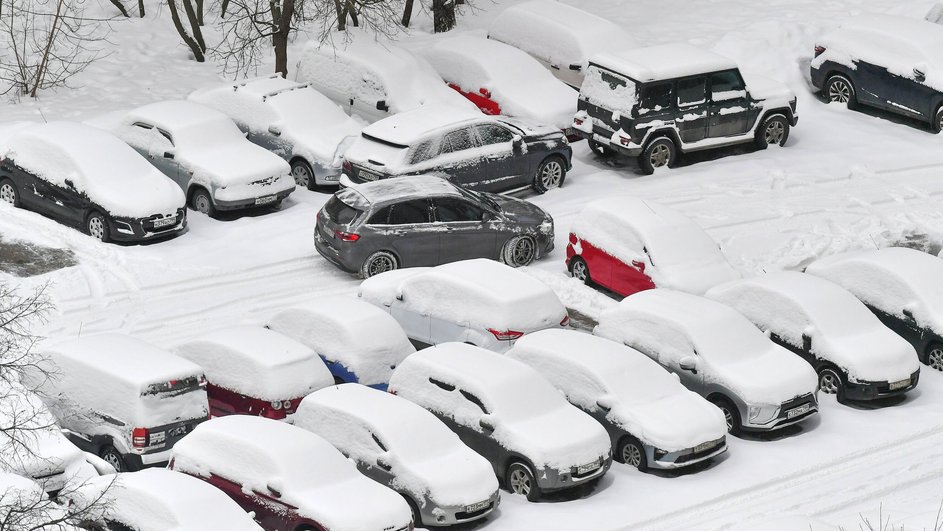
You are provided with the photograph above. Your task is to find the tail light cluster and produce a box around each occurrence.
[814,45,825,57]
[560,315,570,327]
[132,427,148,448]
[488,328,524,341]
[342,159,352,172]
[335,230,360,242]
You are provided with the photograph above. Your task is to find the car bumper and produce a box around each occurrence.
[647,438,728,470]
[420,491,501,526]
[214,187,294,211]
[314,229,360,274]
[742,394,819,432]
[122,447,174,471]
[110,212,187,243]
[537,456,611,492]
[845,370,920,401]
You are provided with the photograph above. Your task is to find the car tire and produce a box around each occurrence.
[754,114,790,150]
[933,105,943,134]
[710,396,742,436]
[817,365,846,402]
[506,461,541,502]
[99,445,126,473]
[927,343,943,372]
[825,75,857,110]
[617,436,648,472]
[533,156,566,193]
[569,256,591,285]
[361,251,398,279]
[502,235,537,267]
[0,179,20,207]
[190,188,216,217]
[403,496,422,527]
[290,158,316,190]
[86,211,110,243]
[638,137,676,175]
[588,140,617,158]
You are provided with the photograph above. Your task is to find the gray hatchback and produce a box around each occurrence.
[315,175,554,278]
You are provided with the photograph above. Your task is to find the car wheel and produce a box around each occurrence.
[533,156,566,193]
[818,366,846,402]
[617,436,648,472]
[86,212,110,243]
[506,461,541,502]
[404,496,422,527]
[755,114,790,149]
[190,188,216,217]
[710,396,741,436]
[825,75,857,109]
[291,159,315,190]
[99,445,126,473]
[588,140,617,158]
[933,106,943,134]
[569,256,590,284]
[0,179,20,207]
[927,343,943,372]
[638,137,676,175]
[502,235,537,267]
[361,251,398,279]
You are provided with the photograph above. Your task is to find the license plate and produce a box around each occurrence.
[787,403,811,419]
[464,500,489,512]
[359,169,379,181]
[255,195,276,205]
[577,461,599,475]
[167,425,189,438]
[889,378,910,390]
[153,216,176,228]
[694,440,717,453]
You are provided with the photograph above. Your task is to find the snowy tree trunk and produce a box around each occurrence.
[432,0,455,33]
[168,0,205,61]
[402,0,414,27]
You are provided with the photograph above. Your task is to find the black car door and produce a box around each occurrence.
[474,123,529,192]
[372,199,440,267]
[707,69,753,138]
[431,196,498,262]
[674,75,709,144]
[434,127,487,188]
[887,64,937,120]
[50,180,89,225]
[854,60,890,108]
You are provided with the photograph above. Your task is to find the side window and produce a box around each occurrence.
[156,128,174,146]
[440,128,476,154]
[710,70,746,101]
[387,200,431,225]
[433,197,485,223]
[367,206,391,225]
[676,76,707,107]
[371,433,388,452]
[361,72,387,102]
[460,389,489,414]
[409,140,439,165]
[473,124,514,146]
[639,82,673,112]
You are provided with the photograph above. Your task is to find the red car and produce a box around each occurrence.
[566,197,740,297]
[175,326,334,419]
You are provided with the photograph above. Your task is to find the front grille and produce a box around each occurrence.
[250,175,280,186]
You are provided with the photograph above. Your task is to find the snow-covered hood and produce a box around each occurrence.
[505,117,567,140]
[709,346,817,405]
[610,391,727,452]
[490,194,551,225]
[496,408,610,472]
[653,259,741,295]
[285,120,361,168]
[745,74,796,105]
[182,143,290,187]
[818,329,919,383]
[494,82,576,130]
[295,476,412,531]
[398,449,498,507]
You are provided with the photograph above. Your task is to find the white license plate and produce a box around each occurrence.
[153,217,176,228]
[787,404,811,419]
[577,462,599,475]
[889,378,910,390]
[255,195,277,205]
[464,501,489,512]
[694,440,717,453]
[359,170,379,181]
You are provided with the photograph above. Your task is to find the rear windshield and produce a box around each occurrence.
[323,196,364,225]
[582,65,638,115]
[141,375,204,398]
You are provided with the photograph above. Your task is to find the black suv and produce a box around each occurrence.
[572,43,798,174]
[811,15,943,133]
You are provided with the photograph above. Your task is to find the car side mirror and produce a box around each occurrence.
[376,100,389,112]
[479,415,495,432]
[596,395,614,411]
[268,125,282,137]
[903,308,915,321]
[679,356,698,374]
[376,453,393,471]
[266,483,282,498]
[512,136,524,153]
[481,211,494,222]
[163,150,175,160]
[914,68,927,82]
[802,332,812,351]
[569,64,582,72]
[479,87,492,99]
[64,179,76,190]
[631,259,646,272]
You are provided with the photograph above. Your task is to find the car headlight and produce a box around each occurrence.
[747,404,779,424]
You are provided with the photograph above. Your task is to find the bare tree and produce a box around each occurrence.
[215,0,305,76]
[107,0,130,18]
[168,0,206,61]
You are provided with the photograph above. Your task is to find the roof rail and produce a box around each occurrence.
[261,82,313,102]
[232,72,284,91]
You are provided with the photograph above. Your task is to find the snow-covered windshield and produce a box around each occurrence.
[689,310,774,364]
[644,223,726,270]
[173,114,245,148]
[582,65,637,115]
[487,374,569,422]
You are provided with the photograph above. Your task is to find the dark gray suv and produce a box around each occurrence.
[315,175,554,278]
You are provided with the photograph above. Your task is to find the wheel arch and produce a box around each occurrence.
[641,128,682,152]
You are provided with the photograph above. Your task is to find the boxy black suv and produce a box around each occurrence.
[572,43,798,174]
[811,15,943,133]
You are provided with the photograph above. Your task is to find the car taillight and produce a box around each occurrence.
[814,45,825,57]
[271,400,283,410]
[198,375,207,387]
[560,315,570,327]
[132,427,149,448]
[342,159,352,172]
[488,328,524,341]
[573,117,583,126]
[619,136,631,146]
[335,230,360,242]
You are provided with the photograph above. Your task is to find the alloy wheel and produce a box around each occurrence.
[88,217,105,241]
[368,255,395,277]
[623,443,642,468]
[722,406,734,431]
[101,450,123,472]
[819,370,840,394]
[764,121,785,144]
[194,195,211,214]
[511,237,535,266]
[292,165,311,187]
[828,80,851,103]
[571,260,588,281]
[0,183,15,205]
[509,468,532,496]
[650,144,671,168]
[539,161,563,189]
[929,347,943,371]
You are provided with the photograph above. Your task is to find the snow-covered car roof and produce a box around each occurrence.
[590,43,738,83]
[174,326,333,401]
[571,196,740,294]
[806,247,943,331]
[125,100,234,136]
[76,469,262,531]
[507,330,727,452]
[337,175,465,207]
[361,103,485,146]
[0,122,184,218]
[488,0,637,69]
[171,416,411,530]
[266,296,415,387]
[360,259,568,332]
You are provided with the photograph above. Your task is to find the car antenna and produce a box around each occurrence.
[867,233,880,249]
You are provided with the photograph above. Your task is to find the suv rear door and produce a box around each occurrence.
[366,199,439,267]
[707,70,754,137]
[675,75,709,143]
[433,127,488,188]
[474,123,528,192]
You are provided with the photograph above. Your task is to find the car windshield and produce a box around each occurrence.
[172,115,246,148]
[488,374,569,422]
[582,65,638,115]
[323,196,364,226]
[643,223,724,270]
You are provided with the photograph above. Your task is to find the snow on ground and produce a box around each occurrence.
[4,0,943,529]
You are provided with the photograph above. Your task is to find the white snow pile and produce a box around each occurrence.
[359,259,568,332]
[34,334,208,428]
[0,473,71,529]
[345,174,464,206]
[174,326,333,401]
[71,469,262,531]
[570,197,741,294]
[0,122,184,218]
[806,247,943,332]
[812,15,943,93]
[591,43,737,84]
[388,343,611,472]
[170,416,412,531]
[929,3,943,24]
[418,35,578,129]
[707,272,919,383]
[507,330,727,452]
[266,296,415,387]
[293,384,498,507]
[188,76,362,169]
[487,0,637,75]
[594,290,818,405]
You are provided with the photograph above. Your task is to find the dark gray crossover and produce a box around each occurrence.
[315,175,554,278]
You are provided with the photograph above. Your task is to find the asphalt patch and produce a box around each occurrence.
[0,236,77,277]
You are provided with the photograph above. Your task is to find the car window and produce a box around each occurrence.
[460,389,489,414]
[433,197,485,223]
[473,124,514,146]
[156,128,174,145]
[677,76,707,107]
[409,140,439,165]
[361,73,387,102]
[324,196,364,225]
[387,199,432,225]
[440,128,476,154]
[710,70,746,101]
[371,433,388,452]
[367,206,391,225]
[639,82,674,112]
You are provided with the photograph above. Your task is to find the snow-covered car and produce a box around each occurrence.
[0,121,186,243]
[314,176,555,278]
[416,35,578,130]
[707,272,921,402]
[31,334,209,473]
[487,0,638,88]
[572,43,799,174]
[359,259,570,352]
[188,75,363,189]
[0,473,70,528]
[70,469,262,531]
[566,196,740,296]
[340,104,573,194]
[104,100,295,217]
[169,415,414,531]
[174,326,334,419]
[294,384,500,527]
[507,330,727,471]
[388,343,612,501]
[266,296,415,390]
[294,35,477,123]
[811,15,943,133]
[594,290,819,435]
[806,247,943,372]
